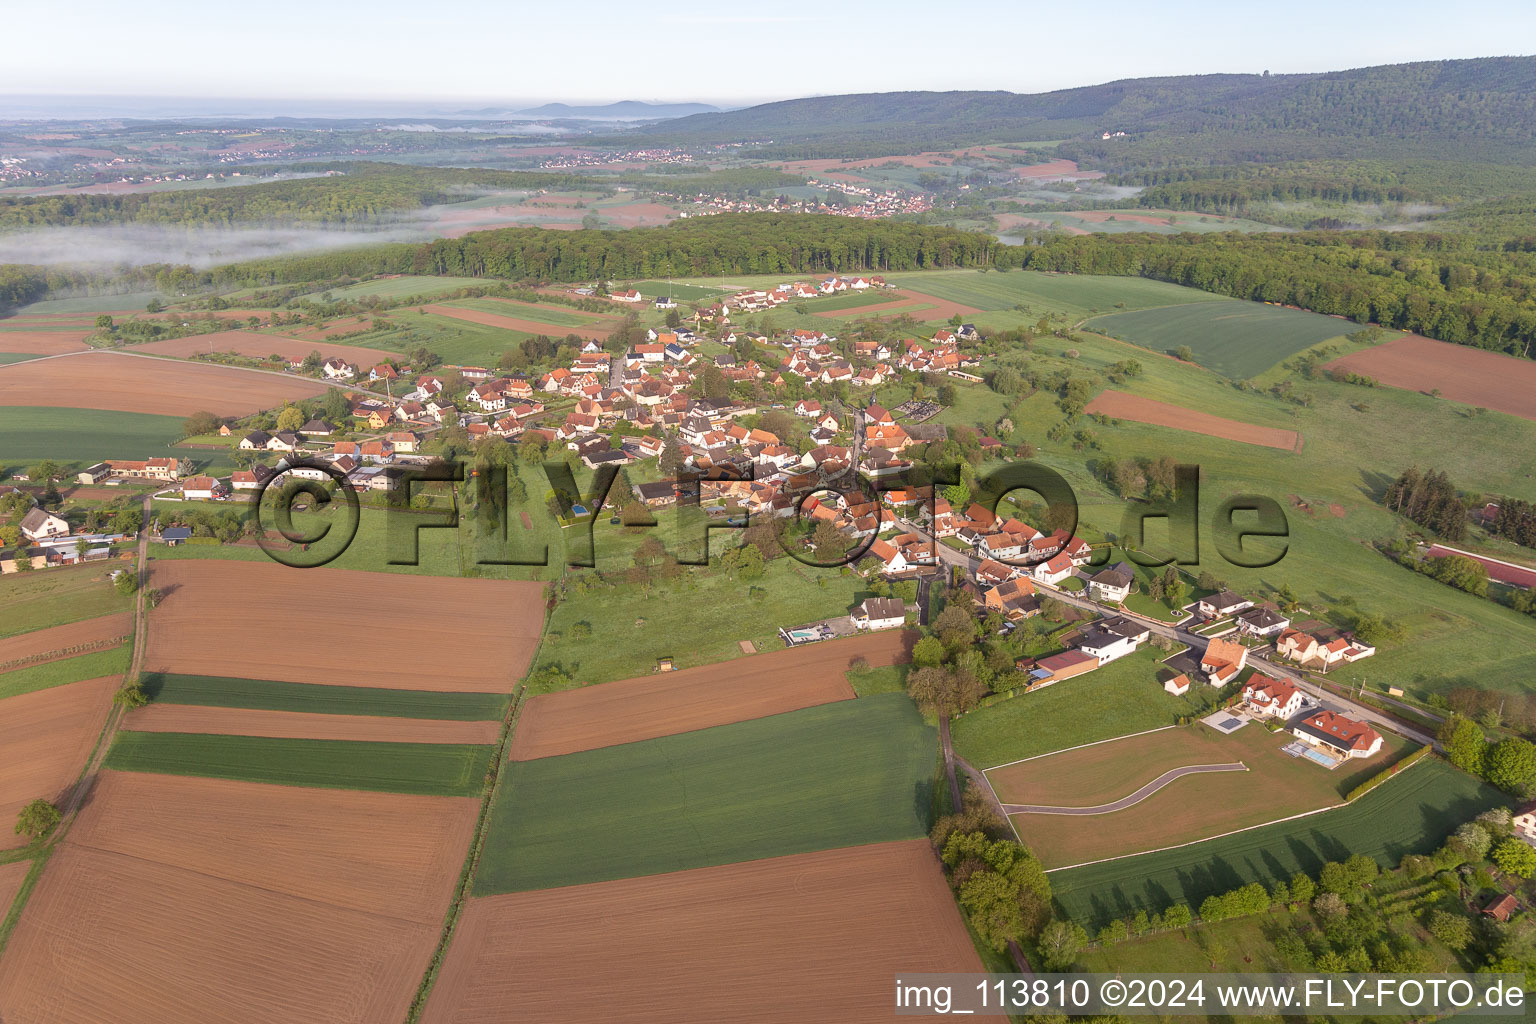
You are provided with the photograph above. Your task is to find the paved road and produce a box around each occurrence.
[1001,762,1248,815]
[901,515,1439,748]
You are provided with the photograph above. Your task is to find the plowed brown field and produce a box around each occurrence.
[423,839,1001,1024]
[1085,389,1301,450]
[0,676,116,850]
[0,330,92,354]
[424,303,616,339]
[143,561,544,691]
[126,704,500,744]
[67,771,477,921]
[0,350,326,416]
[132,330,401,363]
[1324,334,1536,421]
[0,861,29,919]
[0,844,438,1024]
[509,630,911,760]
[0,613,131,672]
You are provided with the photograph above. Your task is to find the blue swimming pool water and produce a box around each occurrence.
[1302,748,1338,767]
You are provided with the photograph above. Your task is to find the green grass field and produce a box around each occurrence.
[1049,758,1503,928]
[1085,299,1356,378]
[949,647,1222,769]
[884,270,1226,319]
[438,297,597,328]
[0,407,185,467]
[0,646,131,701]
[11,292,168,315]
[628,281,725,301]
[475,694,935,894]
[351,309,531,365]
[296,276,486,302]
[0,568,135,639]
[140,673,509,720]
[102,731,494,796]
[801,289,906,313]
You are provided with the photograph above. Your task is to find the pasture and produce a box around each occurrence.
[1085,299,1356,378]
[140,673,509,720]
[475,694,935,894]
[948,647,1224,770]
[994,723,1416,868]
[102,731,495,796]
[629,280,724,301]
[509,631,911,760]
[0,406,185,465]
[883,269,1226,319]
[425,841,998,1024]
[1048,757,1504,928]
[0,568,135,639]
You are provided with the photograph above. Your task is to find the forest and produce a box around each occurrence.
[0,163,597,229]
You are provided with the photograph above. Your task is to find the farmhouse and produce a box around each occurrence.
[1087,562,1134,603]
[982,579,1039,621]
[181,476,227,501]
[849,597,907,631]
[20,508,69,542]
[1290,710,1383,759]
[1200,636,1249,686]
[77,457,186,483]
[1243,674,1302,719]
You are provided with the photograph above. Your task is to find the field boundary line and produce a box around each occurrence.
[1045,753,1433,873]
[983,724,1176,773]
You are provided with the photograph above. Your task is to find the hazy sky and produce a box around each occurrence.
[4,0,1534,108]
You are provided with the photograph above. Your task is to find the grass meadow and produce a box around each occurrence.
[0,567,135,638]
[1084,299,1359,378]
[1048,757,1503,928]
[0,407,185,468]
[475,693,935,894]
[103,731,495,796]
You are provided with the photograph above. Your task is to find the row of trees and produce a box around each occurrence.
[1440,714,1536,798]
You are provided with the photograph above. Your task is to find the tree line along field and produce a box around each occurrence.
[1048,757,1504,928]
[102,731,495,797]
[1083,299,1360,378]
[140,673,509,720]
[475,694,935,894]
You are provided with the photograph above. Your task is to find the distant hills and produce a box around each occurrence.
[503,101,721,121]
[627,57,1536,162]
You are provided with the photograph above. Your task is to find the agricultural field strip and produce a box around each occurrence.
[124,705,501,745]
[476,694,935,894]
[0,677,118,851]
[0,613,132,673]
[141,673,508,720]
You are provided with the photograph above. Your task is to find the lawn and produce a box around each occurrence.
[140,673,509,720]
[475,693,935,894]
[1084,299,1357,379]
[102,731,495,796]
[532,556,870,688]
[0,646,131,701]
[949,647,1220,769]
[629,281,726,301]
[0,407,185,467]
[994,723,1418,868]
[1048,757,1504,928]
[0,567,136,638]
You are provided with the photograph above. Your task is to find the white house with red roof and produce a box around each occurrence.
[1243,674,1303,719]
[1291,710,1383,759]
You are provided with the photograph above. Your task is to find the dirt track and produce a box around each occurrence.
[423,839,1001,1024]
[0,676,117,850]
[0,350,326,416]
[0,613,131,673]
[132,330,401,363]
[125,704,500,744]
[1325,334,1536,421]
[509,631,912,760]
[1086,389,1301,450]
[143,561,544,691]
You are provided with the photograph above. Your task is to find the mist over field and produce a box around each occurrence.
[0,221,436,268]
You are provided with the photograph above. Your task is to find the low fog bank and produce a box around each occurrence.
[0,222,439,268]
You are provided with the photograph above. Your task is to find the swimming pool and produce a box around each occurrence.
[786,629,819,642]
[1302,747,1340,768]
